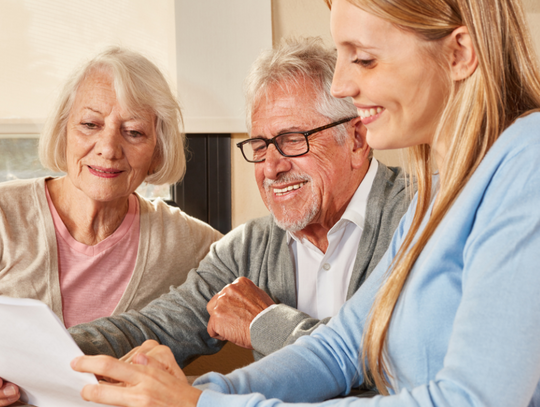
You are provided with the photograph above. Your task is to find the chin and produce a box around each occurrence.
[271,205,319,233]
[367,131,403,151]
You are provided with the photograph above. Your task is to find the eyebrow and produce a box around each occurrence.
[253,126,308,139]
[82,106,148,122]
[341,39,379,51]
[83,106,102,114]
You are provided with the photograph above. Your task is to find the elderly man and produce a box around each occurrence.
[68,38,410,365]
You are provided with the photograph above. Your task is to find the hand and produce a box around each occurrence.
[0,379,19,406]
[71,346,201,407]
[121,340,181,378]
[96,340,167,384]
[207,277,275,349]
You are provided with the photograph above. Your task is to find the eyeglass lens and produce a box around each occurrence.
[244,133,308,162]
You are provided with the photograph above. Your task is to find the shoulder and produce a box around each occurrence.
[370,161,414,209]
[137,195,222,247]
[496,112,540,157]
[215,215,283,250]
[0,177,43,194]
[0,177,46,210]
[473,112,540,183]
[138,195,216,230]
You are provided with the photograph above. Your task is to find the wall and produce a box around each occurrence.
[0,0,177,134]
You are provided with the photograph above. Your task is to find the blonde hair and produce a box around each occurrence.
[327,0,540,395]
[39,47,186,185]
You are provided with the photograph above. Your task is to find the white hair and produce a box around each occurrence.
[244,37,357,143]
[39,47,186,185]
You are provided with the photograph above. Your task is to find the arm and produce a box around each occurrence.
[69,222,254,366]
[250,305,331,356]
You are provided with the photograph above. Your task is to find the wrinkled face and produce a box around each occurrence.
[65,72,157,203]
[330,0,448,150]
[252,82,357,232]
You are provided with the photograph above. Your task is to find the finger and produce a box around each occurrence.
[71,355,144,386]
[207,320,227,341]
[206,317,225,340]
[119,346,141,363]
[0,381,20,406]
[144,347,187,381]
[120,340,160,364]
[132,353,182,379]
[80,382,141,407]
[207,292,218,313]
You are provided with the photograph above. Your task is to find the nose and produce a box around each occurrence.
[95,125,123,160]
[331,56,359,99]
[263,144,292,180]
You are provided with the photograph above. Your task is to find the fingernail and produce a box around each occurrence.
[4,385,17,397]
[133,353,148,365]
[71,356,81,368]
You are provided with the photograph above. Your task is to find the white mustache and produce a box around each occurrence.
[263,173,311,192]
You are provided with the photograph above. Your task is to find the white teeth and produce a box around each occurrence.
[90,166,118,174]
[273,181,306,196]
[358,107,383,119]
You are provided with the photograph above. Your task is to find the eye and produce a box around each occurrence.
[128,130,143,138]
[81,122,97,129]
[352,58,376,68]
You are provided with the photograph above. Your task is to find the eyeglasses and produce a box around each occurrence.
[236,117,357,163]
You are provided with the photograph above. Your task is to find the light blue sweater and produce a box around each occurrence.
[194,112,540,407]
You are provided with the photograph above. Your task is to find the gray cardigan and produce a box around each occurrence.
[69,162,411,365]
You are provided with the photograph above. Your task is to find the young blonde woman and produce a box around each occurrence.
[67,0,540,405]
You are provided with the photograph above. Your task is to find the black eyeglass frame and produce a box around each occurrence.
[236,116,357,163]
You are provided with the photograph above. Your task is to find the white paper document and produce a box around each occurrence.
[0,296,101,407]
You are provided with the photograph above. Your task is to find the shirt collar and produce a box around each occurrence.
[286,158,379,244]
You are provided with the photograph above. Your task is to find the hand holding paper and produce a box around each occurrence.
[71,341,202,406]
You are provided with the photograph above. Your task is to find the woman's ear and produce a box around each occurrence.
[446,26,478,81]
[350,117,370,169]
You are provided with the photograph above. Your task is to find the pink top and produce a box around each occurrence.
[46,187,140,328]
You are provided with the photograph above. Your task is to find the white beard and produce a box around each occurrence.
[263,173,320,233]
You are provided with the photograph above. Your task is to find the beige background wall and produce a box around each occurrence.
[231,0,540,229]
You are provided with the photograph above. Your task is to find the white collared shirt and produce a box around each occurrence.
[250,159,378,327]
[288,159,378,320]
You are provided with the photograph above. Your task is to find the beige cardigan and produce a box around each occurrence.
[0,177,222,324]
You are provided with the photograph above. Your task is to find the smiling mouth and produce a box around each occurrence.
[273,181,307,196]
[88,166,123,174]
[358,107,383,119]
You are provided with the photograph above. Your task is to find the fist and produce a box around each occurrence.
[206,277,275,349]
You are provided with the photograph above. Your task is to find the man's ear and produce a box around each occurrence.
[446,26,478,81]
[350,117,370,169]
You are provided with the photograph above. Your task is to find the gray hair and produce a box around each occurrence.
[39,47,186,185]
[244,37,357,143]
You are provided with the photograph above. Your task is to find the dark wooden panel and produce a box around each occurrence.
[172,134,231,234]
[207,134,231,234]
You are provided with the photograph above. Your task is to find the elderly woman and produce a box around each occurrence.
[0,47,221,330]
